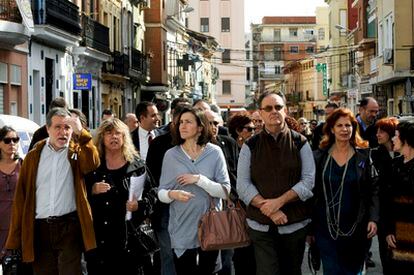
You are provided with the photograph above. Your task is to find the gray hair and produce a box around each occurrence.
[46,107,71,127]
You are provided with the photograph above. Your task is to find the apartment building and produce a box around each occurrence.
[0,0,30,116]
[187,0,246,108]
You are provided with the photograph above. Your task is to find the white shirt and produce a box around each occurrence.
[138,127,155,160]
[35,139,76,218]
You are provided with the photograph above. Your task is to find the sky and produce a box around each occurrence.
[244,0,328,31]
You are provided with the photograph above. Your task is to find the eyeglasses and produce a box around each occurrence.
[260,104,284,112]
[243,127,255,132]
[252,119,263,124]
[209,121,220,126]
[2,137,20,144]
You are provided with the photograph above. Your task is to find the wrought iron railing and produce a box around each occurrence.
[0,0,22,23]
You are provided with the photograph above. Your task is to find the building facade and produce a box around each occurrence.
[187,0,246,108]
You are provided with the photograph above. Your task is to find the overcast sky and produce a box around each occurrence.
[244,0,328,31]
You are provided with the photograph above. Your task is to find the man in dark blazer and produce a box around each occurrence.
[131,101,160,160]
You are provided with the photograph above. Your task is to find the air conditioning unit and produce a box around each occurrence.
[383,48,393,64]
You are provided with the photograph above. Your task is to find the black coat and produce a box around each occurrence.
[312,147,380,234]
[85,157,157,274]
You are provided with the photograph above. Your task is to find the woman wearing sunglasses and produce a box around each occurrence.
[0,126,22,265]
[228,114,255,148]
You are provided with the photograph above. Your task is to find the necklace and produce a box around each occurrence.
[181,144,205,162]
[321,151,359,240]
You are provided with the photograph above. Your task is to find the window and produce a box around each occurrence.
[273,47,281,60]
[246,68,250,81]
[318,28,325,40]
[339,9,347,36]
[306,46,314,53]
[289,28,298,37]
[222,80,231,95]
[275,66,281,74]
[290,46,299,53]
[222,49,230,63]
[10,65,21,85]
[273,29,281,41]
[200,18,209,32]
[378,23,383,55]
[221,17,230,32]
[0,62,7,83]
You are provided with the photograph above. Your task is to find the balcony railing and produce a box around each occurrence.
[0,0,22,23]
[32,0,81,36]
[103,51,129,76]
[81,15,110,54]
[131,48,150,77]
[259,71,284,79]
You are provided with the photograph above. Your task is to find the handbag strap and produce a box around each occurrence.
[207,184,234,210]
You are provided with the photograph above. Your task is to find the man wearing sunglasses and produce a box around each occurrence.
[6,107,100,274]
[237,91,315,275]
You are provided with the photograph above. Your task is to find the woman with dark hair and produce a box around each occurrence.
[371,117,399,274]
[312,108,379,274]
[0,126,21,260]
[158,107,230,275]
[228,114,255,147]
[384,119,414,274]
[85,118,157,275]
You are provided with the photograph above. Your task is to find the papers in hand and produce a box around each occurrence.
[126,172,146,221]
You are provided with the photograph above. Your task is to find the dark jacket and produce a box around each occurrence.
[215,135,239,199]
[313,147,380,232]
[85,156,157,273]
[311,122,324,150]
[357,118,378,148]
[131,127,163,153]
[28,125,48,151]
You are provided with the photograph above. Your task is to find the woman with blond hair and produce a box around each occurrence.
[312,108,379,274]
[85,118,156,275]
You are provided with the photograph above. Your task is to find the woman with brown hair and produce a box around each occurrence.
[158,107,230,275]
[312,108,379,274]
[371,117,399,274]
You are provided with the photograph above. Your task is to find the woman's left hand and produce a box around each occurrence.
[176,174,200,185]
[126,200,139,212]
[367,221,377,238]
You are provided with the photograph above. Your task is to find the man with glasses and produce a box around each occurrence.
[237,91,315,275]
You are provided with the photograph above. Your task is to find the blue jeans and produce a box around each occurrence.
[155,205,176,275]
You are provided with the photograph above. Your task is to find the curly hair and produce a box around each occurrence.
[94,118,139,162]
[319,108,368,149]
[228,114,252,140]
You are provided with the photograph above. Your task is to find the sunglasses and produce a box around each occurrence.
[2,137,20,144]
[261,104,284,112]
[243,127,255,132]
[209,121,220,126]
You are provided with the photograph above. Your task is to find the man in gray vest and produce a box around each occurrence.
[237,91,315,275]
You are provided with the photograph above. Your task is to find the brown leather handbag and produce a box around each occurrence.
[198,186,251,251]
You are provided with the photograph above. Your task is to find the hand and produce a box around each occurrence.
[386,234,397,248]
[126,200,139,212]
[176,174,200,185]
[64,115,83,135]
[260,197,284,217]
[169,190,195,202]
[269,210,288,225]
[92,181,111,195]
[306,235,315,245]
[367,221,377,238]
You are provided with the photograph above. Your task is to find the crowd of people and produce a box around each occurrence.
[1,93,414,275]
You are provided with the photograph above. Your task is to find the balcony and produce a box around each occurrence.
[131,48,150,79]
[32,0,81,47]
[0,0,30,46]
[80,15,110,54]
[103,51,130,76]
